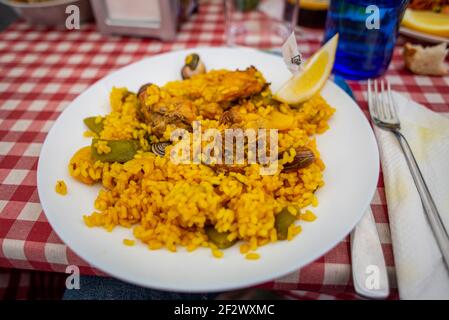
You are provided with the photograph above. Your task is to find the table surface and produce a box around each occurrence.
[1,1,448,300]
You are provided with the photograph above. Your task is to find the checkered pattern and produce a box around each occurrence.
[1,0,448,300]
[0,267,65,299]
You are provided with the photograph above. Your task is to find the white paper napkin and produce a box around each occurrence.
[374,91,449,299]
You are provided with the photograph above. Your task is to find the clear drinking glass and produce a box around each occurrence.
[224,0,299,49]
[323,0,409,80]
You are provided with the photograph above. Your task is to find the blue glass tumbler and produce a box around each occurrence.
[323,0,409,80]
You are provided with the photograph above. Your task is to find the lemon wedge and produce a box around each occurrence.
[402,9,449,37]
[275,34,338,105]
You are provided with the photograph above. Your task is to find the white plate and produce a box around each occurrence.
[400,26,449,44]
[37,47,379,292]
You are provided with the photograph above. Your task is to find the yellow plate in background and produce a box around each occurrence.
[288,0,329,10]
[401,9,449,38]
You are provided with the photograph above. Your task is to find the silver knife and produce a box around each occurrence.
[351,207,389,299]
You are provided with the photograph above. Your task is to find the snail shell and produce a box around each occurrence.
[281,147,315,173]
[151,142,171,157]
[181,53,206,79]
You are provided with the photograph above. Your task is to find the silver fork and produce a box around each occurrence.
[368,79,449,271]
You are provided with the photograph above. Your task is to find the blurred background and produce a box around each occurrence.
[0,1,18,30]
[0,0,447,79]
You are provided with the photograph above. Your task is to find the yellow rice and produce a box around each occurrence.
[123,239,135,246]
[245,252,260,260]
[55,180,67,195]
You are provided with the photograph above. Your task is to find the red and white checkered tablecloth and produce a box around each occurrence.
[1,1,448,300]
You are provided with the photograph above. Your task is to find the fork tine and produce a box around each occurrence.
[369,78,400,130]
[367,79,377,121]
[374,79,384,120]
[387,79,398,122]
[380,80,391,119]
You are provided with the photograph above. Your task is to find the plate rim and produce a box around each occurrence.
[400,26,449,44]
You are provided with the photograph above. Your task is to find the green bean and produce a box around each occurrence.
[84,117,104,135]
[275,208,297,240]
[205,226,236,249]
[91,139,139,163]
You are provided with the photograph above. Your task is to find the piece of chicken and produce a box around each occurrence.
[138,84,198,137]
[138,67,266,137]
[203,66,266,103]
